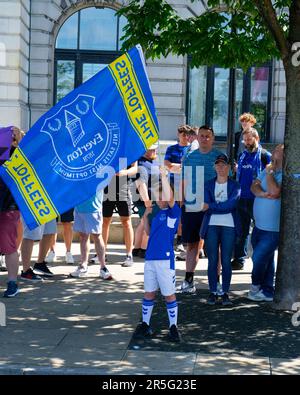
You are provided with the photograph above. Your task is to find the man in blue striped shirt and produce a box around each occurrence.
[179,126,223,294]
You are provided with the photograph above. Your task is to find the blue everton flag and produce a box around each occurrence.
[0,45,159,229]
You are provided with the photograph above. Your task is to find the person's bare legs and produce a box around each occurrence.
[6,252,19,281]
[79,233,90,265]
[102,217,112,248]
[177,221,182,239]
[120,216,134,255]
[21,238,34,272]
[91,234,106,269]
[141,229,149,250]
[199,238,204,253]
[63,222,73,253]
[16,220,23,251]
[134,220,144,249]
[48,234,57,253]
[186,241,201,273]
[37,234,54,263]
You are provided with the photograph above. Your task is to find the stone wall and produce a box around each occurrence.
[0,0,286,142]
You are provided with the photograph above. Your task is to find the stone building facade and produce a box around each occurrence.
[0,0,286,143]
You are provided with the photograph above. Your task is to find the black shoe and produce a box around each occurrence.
[207,293,217,305]
[231,259,244,270]
[33,261,54,277]
[221,293,233,306]
[132,248,141,257]
[134,322,153,338]
[168,324,181,342]
[138,249,146,259]
[176,255,186,261]
[199,249,205,259]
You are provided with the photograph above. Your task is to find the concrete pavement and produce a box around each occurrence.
[0,242,299,375]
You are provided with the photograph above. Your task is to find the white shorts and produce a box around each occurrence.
[22,218,57,241]
[73,210,103,235]
[144,260,176,296]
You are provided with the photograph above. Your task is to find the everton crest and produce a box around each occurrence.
[41,94,120,181]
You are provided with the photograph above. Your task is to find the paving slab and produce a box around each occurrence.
[0,242,298,375]
[270,358,300,375]
[47,346,126,369]
[123,350,196,374]
[194,353,271,375]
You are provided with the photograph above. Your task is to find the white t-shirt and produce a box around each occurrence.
[209,182,234,227]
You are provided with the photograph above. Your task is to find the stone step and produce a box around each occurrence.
[56,214,140,244]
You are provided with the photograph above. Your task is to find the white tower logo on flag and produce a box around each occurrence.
[64,110,85,147]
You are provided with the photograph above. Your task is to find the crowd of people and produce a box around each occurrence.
[0,113,284,342]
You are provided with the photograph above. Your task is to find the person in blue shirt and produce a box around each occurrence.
[164,124,190,250]
[70,190,112,280]
[232,128,271,270]
[247,144,284,302]
[178,125,223,294]
[134,167,181,342]
[200,154,241,306]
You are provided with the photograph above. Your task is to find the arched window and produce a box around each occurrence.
[54,7,127,103]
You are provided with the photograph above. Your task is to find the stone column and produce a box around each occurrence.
[0,0,30,130]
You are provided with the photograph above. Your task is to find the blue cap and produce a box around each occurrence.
[215,154,229,164]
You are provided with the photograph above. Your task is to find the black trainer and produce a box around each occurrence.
[207,293,217,305]
[231,259,244,270]
[134,322,153,338]
[222,293,233,306]
[132,248,141,257]
[138,249,146,259]
[33,261,54,277]
[168,324,181,342]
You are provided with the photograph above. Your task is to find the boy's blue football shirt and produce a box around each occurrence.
[145,203,181,269]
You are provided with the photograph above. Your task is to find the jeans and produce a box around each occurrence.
[205,225,236,293]
[234,198,254,263]
[251,226,279,297]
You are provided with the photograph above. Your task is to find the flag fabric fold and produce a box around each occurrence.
[0,45,159,230]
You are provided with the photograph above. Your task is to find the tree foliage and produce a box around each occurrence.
[118,0,292,70]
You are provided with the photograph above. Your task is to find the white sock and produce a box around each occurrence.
[142,298,154,325]
[166,300,178,327]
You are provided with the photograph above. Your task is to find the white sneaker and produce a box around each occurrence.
[247,289,273,302]
[121,255,133,267]
[100,267,112,280]
[70,264,88,278]
[176,280,196,294]
[0,255,7,272]
[45,250,56,263]
[65,252,74,264]
[175,243,185,253]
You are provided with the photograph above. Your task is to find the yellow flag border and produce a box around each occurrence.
[3,148,59,225]
[108,52,159,149]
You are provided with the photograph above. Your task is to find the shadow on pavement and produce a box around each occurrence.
[128,289,300,359]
